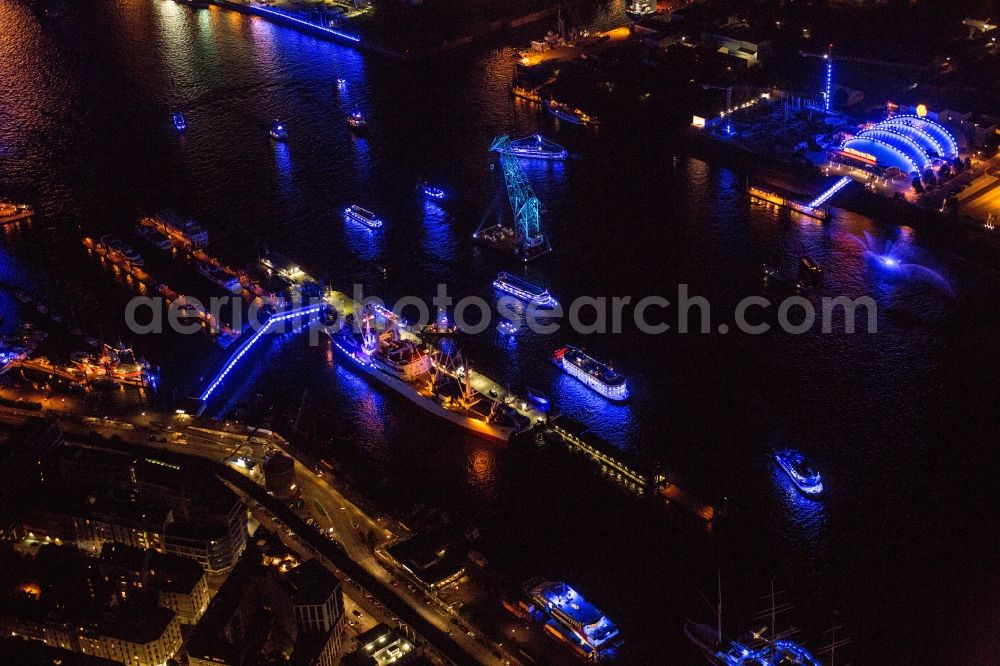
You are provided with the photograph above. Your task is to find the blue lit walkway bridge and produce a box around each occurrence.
[195,304,323,415]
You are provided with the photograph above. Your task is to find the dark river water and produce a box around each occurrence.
[1,1,998,663]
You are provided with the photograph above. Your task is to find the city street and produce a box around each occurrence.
[0,402,530,665]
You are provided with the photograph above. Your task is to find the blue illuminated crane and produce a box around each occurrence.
[488,135,550,261]
[801,45,926,113]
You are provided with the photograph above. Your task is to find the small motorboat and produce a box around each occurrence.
[336,77,347,88]
[496,319,518,336]
[172,112,186,132]
[347,110,367,132]
[269,120,288,142]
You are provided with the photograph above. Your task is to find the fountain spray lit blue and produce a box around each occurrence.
[855,231,954,297]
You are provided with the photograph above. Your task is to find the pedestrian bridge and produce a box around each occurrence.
[196,304,323,415]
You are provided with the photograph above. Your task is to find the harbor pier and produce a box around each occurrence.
[544,415,718,523]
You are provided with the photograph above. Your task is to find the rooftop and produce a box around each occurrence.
[283,558,341,606]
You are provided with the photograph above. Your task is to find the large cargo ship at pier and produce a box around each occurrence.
[329,305,531,444]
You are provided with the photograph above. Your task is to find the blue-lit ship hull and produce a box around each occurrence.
[774,449,824,495]
[504,134,568,160]
[492,271,558,309]
[344,205,383,229]
[553,346,628,402]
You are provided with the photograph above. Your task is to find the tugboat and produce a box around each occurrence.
[269,120,288,142]
[347,110,367,133]
[774,448,824,495]
[172,112,186,132]
[422,311,458,336]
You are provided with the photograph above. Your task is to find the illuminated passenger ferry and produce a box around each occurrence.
[492,272,558,309]
[774,449,823,495]
[344,204,383,229]
[553,346,628,402]
[504,134,568,160]
[526,580,622,662]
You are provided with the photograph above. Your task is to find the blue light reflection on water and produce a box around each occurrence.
[1,3,995,661]
[273,140,294,195]
[343,210,384,262]
[550,372,635,450]
[768,463,828,559]
[420,199,456,268]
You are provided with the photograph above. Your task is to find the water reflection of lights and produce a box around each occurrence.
[329,353,391,461]
[466,446,497,496]
[273,140,293,194]
[855,230,953,295]
[421,200,455,265]
[551,373,633,447]
[344,211,384,262]
[770,464,827,540]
